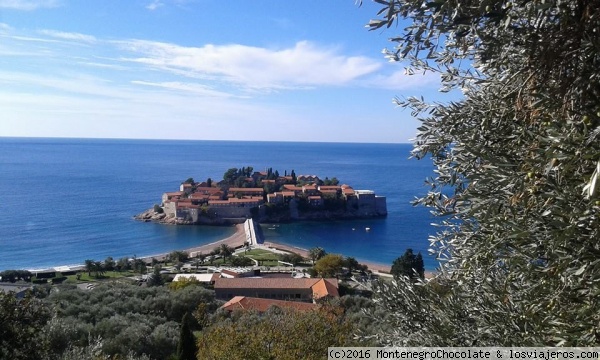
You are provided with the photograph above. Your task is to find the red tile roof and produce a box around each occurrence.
[221,296,318,312]
[228,188,264,193]
[214,277,339,299]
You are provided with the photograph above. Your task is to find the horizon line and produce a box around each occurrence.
[0,135,413,146]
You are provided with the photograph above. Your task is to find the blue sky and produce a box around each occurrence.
[0,0,457,143]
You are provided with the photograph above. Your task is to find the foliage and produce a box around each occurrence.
[230,256,254,267]
[176,312,197,360]
[196,306,357,360]
[308,247,327,264]
[148,265,164,287]
[168,251,190,264]
[390,249,424,281]
[217,244,234,261]
[0,269,32,282]
[0,292,51,360]
[153,204,164,214]
[44,282,218,359]
[362,0,600,346]
[169,277,200,291]
[280,252,305,266]
[314,254,344,277]
[342,256,360,273]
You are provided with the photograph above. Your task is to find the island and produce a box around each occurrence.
[135,166,387,225]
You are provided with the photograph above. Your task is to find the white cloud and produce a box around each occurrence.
[0,23,12,32]
[146,0,164,10]
[0,0,61,10]
[38,30,96,43]
[118,40,382,90]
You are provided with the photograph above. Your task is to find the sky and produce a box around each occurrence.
[0,0,458,143]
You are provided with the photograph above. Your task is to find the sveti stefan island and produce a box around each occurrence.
[135,166,387,225]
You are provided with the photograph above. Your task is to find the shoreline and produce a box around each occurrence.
[25,223,435,278]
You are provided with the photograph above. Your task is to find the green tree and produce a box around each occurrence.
[196,306,356,360]
[343,256,360,273]
[222,168,239,183]
[280,252,304,266]
[169,251,190,264]
[84,259,95,277]
[390,249,424,281]
[0,292,51,360]
[314,254,344,277]
[176,312,197,360]
[219,244,234,261]
[104,257,115,272]
[308,247,326,264]
[362,0,600,346]
[147,265,164,287]
[93,261,105,278]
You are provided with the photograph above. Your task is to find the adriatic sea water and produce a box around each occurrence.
[0,137,439,271]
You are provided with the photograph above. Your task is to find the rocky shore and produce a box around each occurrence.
[134,208,189,225]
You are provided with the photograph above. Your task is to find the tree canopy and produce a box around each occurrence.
[363,0,600,346]
[390,249,424,281]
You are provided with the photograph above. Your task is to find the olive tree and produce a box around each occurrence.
[361,0,600,346]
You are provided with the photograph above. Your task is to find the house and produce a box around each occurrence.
[180,183,194,193]
[214,277,339,302]
[162,191,184,203]
[220,296,319,313]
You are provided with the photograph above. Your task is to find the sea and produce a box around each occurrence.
[0,137,440,271]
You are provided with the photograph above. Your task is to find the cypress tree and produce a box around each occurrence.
[177,312,197,360]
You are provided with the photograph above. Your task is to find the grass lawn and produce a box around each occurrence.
[241,249,282,267]
[243,249,281,261]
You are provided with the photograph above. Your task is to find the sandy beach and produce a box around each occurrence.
[139,224,393,273]
[139,224,248,263]
[138,224,439,278]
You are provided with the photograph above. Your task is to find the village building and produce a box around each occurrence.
[214,277,339,302]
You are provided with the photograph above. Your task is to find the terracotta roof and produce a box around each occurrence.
[165,191,185,196]
[320,189,338,194]
[221,296,318,312]
[283,185,303,191]
[214,277,339,299]
[228,188,264,193]
[311,278,340,299]
[194,187,221,194]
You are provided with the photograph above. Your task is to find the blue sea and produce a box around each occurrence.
[0,137,439,271]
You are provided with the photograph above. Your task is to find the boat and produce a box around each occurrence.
[365,227,371,231]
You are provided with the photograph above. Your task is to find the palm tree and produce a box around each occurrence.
[84,259,94,277]
[197,252,206,264]
[93,261,105,278]
[219,244,234,261]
